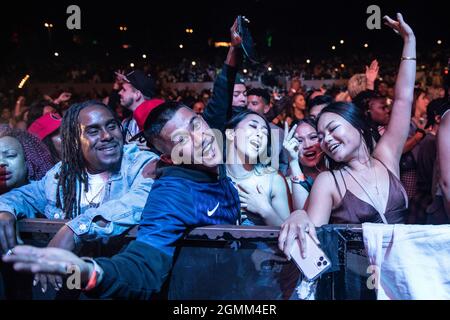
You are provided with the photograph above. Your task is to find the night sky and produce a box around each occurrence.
[1,0,448,64]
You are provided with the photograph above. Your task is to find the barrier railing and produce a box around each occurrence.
[11,219,373,300]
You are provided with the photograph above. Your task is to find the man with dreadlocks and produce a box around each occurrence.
[3,17,243,299]
[0,100,158,291]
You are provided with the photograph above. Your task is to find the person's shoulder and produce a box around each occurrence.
[123,144,160,165]
[145,177,194,213]
[44,162,63,180]
[151,175,192,195]
[314,171,335,189]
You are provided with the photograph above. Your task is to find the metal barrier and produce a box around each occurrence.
[12,219,373,300]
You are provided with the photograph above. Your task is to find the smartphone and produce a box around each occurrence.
[236,15,258,64]
[290,233,331,281]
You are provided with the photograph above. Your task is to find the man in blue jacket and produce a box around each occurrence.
[3,18,243,299]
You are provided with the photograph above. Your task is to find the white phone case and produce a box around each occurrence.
[290,233,331,281]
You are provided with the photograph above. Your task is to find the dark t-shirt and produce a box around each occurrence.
[416,133,437,194]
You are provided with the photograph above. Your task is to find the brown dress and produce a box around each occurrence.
[329,160,408,224]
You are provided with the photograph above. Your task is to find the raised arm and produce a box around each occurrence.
[202,18,242,132]
[365,59,379,91]
[373,13,416,175]
[282,122,309,210]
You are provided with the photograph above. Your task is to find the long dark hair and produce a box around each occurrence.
[317,102,375,170]
[56,100,120,219]
[225,109,272,164]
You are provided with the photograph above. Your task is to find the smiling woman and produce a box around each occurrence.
[225,109,290,226]
[279,13,417,259]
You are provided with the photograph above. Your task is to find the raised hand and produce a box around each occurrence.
[113,69,126,90]
[54,92,72,104]
[283,122,299,161]
[230,18,243,48]
[383,13,415,40]
[366,59,380,84]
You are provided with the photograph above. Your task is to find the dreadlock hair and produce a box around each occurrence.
[56,100,120,219]
[0,128,55,182]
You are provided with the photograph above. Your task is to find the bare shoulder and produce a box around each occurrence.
[312,171,336,193]
[312,170,345,204]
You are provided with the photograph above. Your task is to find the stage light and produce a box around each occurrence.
[130,63,135,68]
[268,66,272,72]
[340,40,344,44]
[243,69,248,74]
[306,59,311,64]
[192,61,197,66]
[179,44,184,49]
[214,42,231,48]
[54,52,59,57]
[142,54,147,59]
[18,74,30,89]
[364,43,369,48]
[437,40,442,45]
[332,46,336,50]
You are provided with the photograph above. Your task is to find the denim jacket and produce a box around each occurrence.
[0,144,158,244]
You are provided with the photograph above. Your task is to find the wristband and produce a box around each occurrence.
[81,257,103,291]
[291,174,306,184]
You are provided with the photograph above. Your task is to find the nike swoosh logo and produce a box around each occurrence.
[207,202,220,217]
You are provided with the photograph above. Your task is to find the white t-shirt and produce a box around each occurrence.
[80,171,110,208]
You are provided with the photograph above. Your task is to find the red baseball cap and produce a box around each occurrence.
[28,112,62,140]
[134,99,165,131]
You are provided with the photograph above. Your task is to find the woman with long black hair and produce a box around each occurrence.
[279,13,416,257]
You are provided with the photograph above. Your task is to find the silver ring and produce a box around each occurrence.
[5,249,13,256]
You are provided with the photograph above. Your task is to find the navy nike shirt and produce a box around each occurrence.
[136,166,241,257]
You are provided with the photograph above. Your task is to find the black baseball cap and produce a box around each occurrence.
[124,70,155,98]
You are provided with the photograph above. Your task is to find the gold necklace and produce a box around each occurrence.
[84,184,106,207]
[351,160,380,195]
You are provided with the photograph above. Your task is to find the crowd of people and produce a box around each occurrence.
[0,14,449,300]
